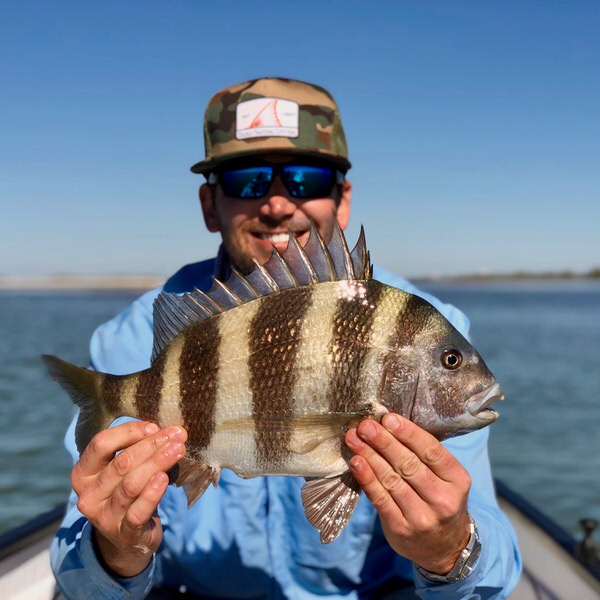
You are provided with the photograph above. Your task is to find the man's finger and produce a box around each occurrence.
[381,415,463,483]
[77,421,160,475]
[346,441,408,530]
[86,425,185,502]
[345,428,414,521]
[124,471,170,531]
[109,439,186,512]
[351,418,455,513]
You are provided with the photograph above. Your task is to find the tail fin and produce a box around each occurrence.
[43,354,112,454]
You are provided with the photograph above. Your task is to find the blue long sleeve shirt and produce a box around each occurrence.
[51,256,521,599]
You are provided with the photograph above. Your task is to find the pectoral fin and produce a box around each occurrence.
[301,471,362,543]
[168,457,221,507]
[287,413,359,454]
[220,412,367,456]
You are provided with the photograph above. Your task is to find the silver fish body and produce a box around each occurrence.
[44,224,502,543]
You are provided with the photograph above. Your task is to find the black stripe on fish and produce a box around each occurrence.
[134,352,167,422]
[327,280,388,414]
[396,293,431,346]
[376,292,434,419]
[179,317,221,455]
[101,374,124,415]
[249,287,314,469]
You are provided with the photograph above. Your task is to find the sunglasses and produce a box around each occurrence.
[208,162,345,200]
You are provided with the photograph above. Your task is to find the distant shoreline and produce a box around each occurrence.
[0,275,165,291]
[416,271,600,284]
[1,271,599,291]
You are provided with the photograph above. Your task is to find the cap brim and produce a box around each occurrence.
[191,149,351,175]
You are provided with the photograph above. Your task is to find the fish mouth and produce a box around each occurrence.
[467,383,503,421]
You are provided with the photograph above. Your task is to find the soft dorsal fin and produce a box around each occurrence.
[151,222,372,361]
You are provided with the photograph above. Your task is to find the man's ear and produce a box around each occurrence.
[336,179,352,231]
[200,184,220,233]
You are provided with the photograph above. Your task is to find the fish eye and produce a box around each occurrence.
[441,349,463,370]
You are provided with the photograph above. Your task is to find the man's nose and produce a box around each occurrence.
[259,176,298,218]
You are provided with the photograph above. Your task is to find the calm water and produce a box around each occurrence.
[0,282,599,539]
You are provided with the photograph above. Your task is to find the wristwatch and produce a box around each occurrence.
[416,515,481,583]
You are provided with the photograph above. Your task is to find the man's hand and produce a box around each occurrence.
[345,413,472,575]
[71,421,187,577]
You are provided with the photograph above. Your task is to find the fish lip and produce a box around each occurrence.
[467,382,504,421]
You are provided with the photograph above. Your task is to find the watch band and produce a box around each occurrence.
[416,515,482,584]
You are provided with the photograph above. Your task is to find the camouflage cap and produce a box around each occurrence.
[191,77,351,174]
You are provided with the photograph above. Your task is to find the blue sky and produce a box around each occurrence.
[1,1,598,278]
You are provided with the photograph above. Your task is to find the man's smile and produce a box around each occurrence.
[250,228,312,253]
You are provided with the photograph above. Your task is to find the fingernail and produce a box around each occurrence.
[145,422,159,435]
[358,420,377,440]
[345,430,365,449]
[151,472,168,489]
[163,442,184,458]
[383,414,402,431]
[167,426,185,441]
[349,456,363,472]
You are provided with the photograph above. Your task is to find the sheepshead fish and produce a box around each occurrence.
[44,224,503,543]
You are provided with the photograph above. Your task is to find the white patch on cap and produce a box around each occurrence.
[236,97,299,140]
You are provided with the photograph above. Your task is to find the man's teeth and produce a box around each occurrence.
[259,233,290,243]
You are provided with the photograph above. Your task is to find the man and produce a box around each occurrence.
[51,78,521,599]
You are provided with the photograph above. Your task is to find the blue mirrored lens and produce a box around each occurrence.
[282,166,334,198]
[221,167,274,198]
[219,164,335,199]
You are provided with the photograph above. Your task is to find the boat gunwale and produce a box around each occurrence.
[495,479,600,583]
[0,503,66,562]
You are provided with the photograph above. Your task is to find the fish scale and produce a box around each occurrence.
[44,222,503,543]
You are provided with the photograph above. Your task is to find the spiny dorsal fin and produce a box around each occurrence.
[262,246,299,290]
[152,286,222,361]
[207,277,243,309]
[281,233,319,286]
[304,221,337,282]
[247,260,281,295]
[151,222,372,361]
[328,222,355,280]
[228,267,261,302]
[350,226,372,280]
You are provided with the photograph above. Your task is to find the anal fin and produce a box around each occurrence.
[301,471,362,544]
[168,456,221,507]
